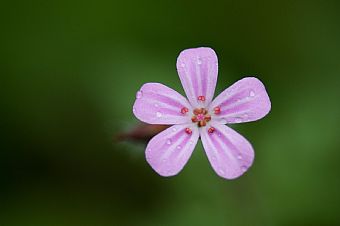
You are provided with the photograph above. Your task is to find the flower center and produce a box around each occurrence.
[191,108,211,127]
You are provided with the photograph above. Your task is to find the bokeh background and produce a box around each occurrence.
[2,0,340,225]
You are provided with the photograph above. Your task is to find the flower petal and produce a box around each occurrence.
[145,124,199,177]
[176,47,218,108]
[209,77,271,124]
[133,83,192,125]
[200,121,254,179]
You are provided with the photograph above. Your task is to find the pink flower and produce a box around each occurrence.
[133,47,271,179]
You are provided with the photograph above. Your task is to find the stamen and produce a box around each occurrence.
[181,107,189,114]
[196,113,205,121]
[208,127,215,134]
[198,96,206,101]
[192,107,212,128]
[191,116,198,123]
[193,108,203,115]
[198,121,207,127]
[185,128,192,134]
[214,106,221,114]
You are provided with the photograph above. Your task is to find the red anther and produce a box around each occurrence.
[198,96,206,101]
[198,120,206,127]
[185,128,192,134]
[181,107,189,114]
[214,106,221,114]
[193,108,203,115]
[191,116,198,123]
[204,115,211,121]
[208,127,215,134]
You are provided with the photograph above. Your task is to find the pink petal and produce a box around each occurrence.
[200,121,254,179]
[145,124,199,177]
[176,47,218,108]
[210,77,271,124]
[133,83,192,125]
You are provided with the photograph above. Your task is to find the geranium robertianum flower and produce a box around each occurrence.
[133,47,271,179]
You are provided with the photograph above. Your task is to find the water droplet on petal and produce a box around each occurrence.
[154,103,159,107]
[211,155,217,161]
[220,118,227,124]
[219,168,225,175]
[189,140,194,145]
[179,159,185,166]
[146,156,152,161]
[249,90,255,97]
[177,145,181,149]
[237,154,243,160]
[166,139,172,145]
[197,58,202,65]
[235,118,243,123]
[136,91,143,99]
[156,112,162,118]
[172,127,177,132]
[181,63,185,67]
[162,158,167,162]
[241,166,248,172]
[133,107,137,113]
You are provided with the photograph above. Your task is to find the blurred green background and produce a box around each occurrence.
[1,0,340,225]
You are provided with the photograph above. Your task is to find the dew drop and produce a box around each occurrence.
[146,156,152,161]
[172,127,177,132]
[189,140,194,145]
[220,118,227,124]
[235,118,243,123]
[249,90,255,97]
[133,107,137,113]
[179,159,185,166]
[211,155,217,161]
[219,168,225,175]
[166,139,172,145]
[181,63,185,67]
[177,145,181,149]
[241,166,247,172]
[156,112,162,118]
[197,58,202,65]
[136,91,143,99]
[162,158,167,162]
[237,154,243,160]
[154,103,159,107]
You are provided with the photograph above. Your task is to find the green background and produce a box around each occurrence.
[2,0,340,225]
